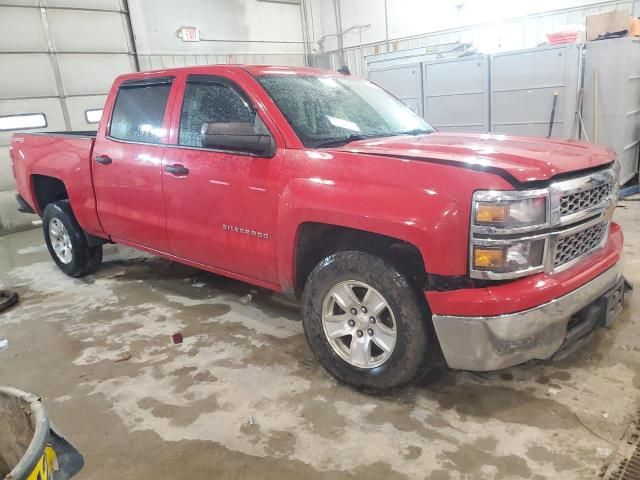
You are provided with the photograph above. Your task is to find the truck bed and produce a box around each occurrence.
[18,130,97,138]
[10,131,105,238]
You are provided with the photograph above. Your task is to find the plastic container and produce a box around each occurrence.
[546,31,579,44]
[0,387,83,480]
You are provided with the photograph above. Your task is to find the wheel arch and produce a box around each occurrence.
[31,174,69,215]
[292,221,430,298]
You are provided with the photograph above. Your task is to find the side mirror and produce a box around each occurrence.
[200,122,274,157]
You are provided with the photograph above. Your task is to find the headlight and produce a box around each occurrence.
[473,193,548,229]
[470,189,549,279]
[472,239,546,273]
[470,166,617,280]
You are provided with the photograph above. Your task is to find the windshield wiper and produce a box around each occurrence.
[314,133,382,148]
[389,128,433,136]
[313,129,432,148]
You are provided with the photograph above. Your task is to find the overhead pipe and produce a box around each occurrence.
[333,0,344,65]
[198,38,306,45]
[384,0,390,52]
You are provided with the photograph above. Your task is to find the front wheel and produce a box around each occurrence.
[302,251,435,393]
[43,200,103,278]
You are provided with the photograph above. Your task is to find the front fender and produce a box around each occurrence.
[275,149,516,291]
[276,176,467,290]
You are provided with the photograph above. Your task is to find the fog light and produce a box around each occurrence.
[472,239,545,274]
[473,247,505,268]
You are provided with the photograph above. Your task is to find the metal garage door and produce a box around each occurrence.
[582,37,640,184]
[490,44,580,138]
[423,55,490,133]
[0,0,137,232]
[368,63,423,116]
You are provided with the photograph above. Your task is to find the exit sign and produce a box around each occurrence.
[179,26,200,42]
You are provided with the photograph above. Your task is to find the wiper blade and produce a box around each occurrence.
[390,128,433,136]
[313,129,431,148]
[314,134,380,148]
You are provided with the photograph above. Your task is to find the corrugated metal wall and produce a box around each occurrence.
[325,0,633,76]
[0,0,137,232]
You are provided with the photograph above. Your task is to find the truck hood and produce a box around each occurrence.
[339,132,615,183]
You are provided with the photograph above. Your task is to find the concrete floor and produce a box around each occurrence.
[0,202,638,480]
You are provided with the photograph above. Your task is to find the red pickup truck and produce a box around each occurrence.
[10,65,628,393]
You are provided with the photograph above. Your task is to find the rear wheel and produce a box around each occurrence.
[43,200,103,277]
[302,250,435,393]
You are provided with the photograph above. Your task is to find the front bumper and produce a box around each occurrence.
[431,261,628,371]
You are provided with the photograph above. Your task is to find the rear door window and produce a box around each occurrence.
[109,79,172,144]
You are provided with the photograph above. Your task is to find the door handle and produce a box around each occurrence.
[164,164,189,176]
[95,155,112,165]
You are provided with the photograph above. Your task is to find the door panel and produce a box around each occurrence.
[162,75,281,283]
[93,77,174,251]
[93,141,169,251]
[162,147,281,282]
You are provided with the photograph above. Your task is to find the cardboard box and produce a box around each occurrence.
[630,17,640,37]
[586,10,630,41]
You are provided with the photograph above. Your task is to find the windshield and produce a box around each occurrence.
[257,75,434,148]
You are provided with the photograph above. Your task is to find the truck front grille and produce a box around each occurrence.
[470,165,617,280]
[554,222,608,267]
[559,181,613,217]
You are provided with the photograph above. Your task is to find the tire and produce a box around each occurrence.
[0,290,19,313]
[302,250,435,394]
[43,200,103,278]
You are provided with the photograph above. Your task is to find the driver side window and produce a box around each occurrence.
[179,80,264,148]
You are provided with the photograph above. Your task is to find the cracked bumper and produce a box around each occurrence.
[429,223,628,371]
[432,263,627,370]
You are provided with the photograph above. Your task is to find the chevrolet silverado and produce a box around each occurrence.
[10,65,628,392]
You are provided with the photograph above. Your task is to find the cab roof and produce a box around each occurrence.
[116,64,345,83]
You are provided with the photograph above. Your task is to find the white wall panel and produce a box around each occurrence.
[0,0,38,5]
[386,0,460,42]
[0,54,59,98]
[0,7,48,52]
[48,10,130,53]
[46,0,123,10]
[137,53,306,71]
[65,95,108,130]
[128,0,304,56]
[57,53,135,95]
[338,0,386,47]
[0,1,135,225]
[309,0,339,51]
[0,97,66,146]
